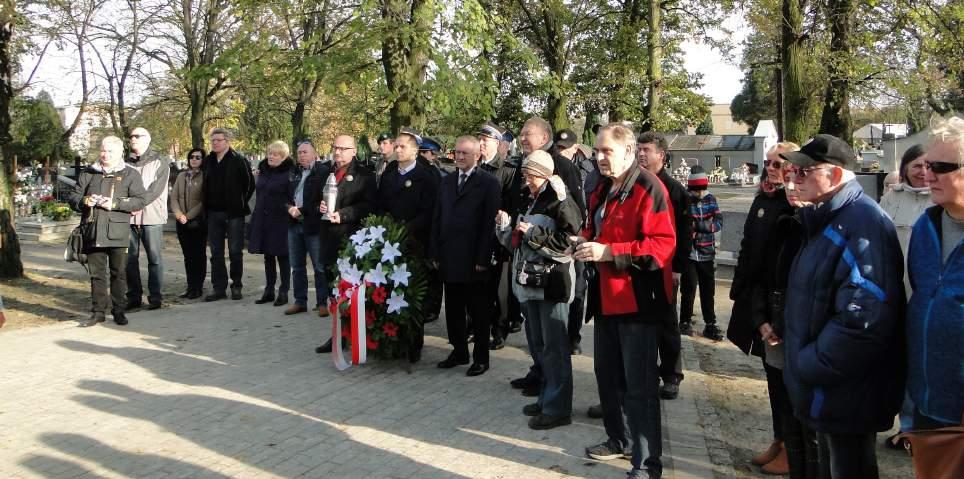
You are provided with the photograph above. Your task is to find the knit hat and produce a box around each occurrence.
[522,150,554,178]
[688,165,709,191]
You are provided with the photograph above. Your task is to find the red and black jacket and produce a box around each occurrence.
[582,165,677,319]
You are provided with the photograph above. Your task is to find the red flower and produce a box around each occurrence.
[382,321,399,337]
[365,310,376,328]
[366,337,379,350]
[337,280,353,300]
[371,286,387,305]
[328,299,338,316]
[340,326,350,339]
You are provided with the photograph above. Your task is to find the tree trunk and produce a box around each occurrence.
[0,0,24,278]
[381,0,433,133]
[819,0,855,142]
[781,0,808,143]
[642,0,662,132]
[189,80,207,148]
[291,100,308,143]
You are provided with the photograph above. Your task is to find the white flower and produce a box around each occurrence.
[337,257,352,274]
[364,263,388,286]
[354,242,372,259]
[381,241,402,265]
[331,287,340,298]
[367,225,387,244]
[341,264,363,285]
[386,290,408,314]
[390,263,411,286]
[350,229,369,246]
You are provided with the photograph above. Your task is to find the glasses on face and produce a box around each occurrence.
[924,160,963,175]
[764,159,784,169]
[332,146,355,153]
[787,165,832,181]
[129,134,145,139]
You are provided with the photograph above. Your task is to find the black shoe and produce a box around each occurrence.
[587,404,603,419]
[178,291,192,299]
[510,376,536,390]
[205,291,227,302]
[570,341,582,355]
[489,337,505,350]
[679,322,694,336]
[255,292,275,304]
[230,287,242,300]
[112,311,128,326]
[437,354,469,369]
[125,298,142,310]
[78,313,106,327]
[521,384,540,397]
[273,292,287,306]
[659,381,680,400]
[466,363,489,376]
[186,289,203,299]
[146,301,161,310]
[523,403,542,417]
[508,322,522,333]
[528,414,571,430]
[586,439,632,461]
[424,313,439,323]
[315,338,333,354]
[408,348,422,364]
[702,324,724,341]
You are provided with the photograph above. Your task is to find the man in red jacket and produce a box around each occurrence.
[573,123,676,479]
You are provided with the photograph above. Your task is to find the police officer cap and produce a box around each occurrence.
[377,132,393,143]
[477,122,503,141]
[501,129,514,143]
[419,137,442,153]
[397,127,423,146]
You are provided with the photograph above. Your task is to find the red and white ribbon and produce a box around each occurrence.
[332,283,367,371]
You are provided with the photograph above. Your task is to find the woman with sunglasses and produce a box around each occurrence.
[904,117,964,435]
[727,141,799,475]
[171,148,208,299]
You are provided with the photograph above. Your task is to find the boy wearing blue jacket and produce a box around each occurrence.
[680,165,723,340]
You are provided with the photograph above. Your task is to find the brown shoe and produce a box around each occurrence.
[761,443,789,475]
[318,305,330,317]
[284,304,307,315]
[752,440,782,466]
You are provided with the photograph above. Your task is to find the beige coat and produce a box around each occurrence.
[170,169,204,220]
[879,183,931,295]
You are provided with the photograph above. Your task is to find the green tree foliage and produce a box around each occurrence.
[8,91,74,164]
[695,112,713,134]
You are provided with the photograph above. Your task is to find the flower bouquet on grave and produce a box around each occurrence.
[329,215,428,369]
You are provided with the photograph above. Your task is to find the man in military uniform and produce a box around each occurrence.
[374,132,394,178]
[377,127,440,363]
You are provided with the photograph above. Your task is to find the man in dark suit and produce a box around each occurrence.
[377,127,440,363]
[315,134,377,354]
[431,135,500,376]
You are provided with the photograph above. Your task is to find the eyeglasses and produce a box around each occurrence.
[787,165,832,181]
[332,146,355,153]
[924,160,963,175]
[129,134,146,139]
[764,159,784,169]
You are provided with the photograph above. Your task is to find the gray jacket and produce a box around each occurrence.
[126,149,170,225]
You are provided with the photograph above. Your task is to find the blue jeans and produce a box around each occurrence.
[126,224,164,304]
[594,316,662,475]
[523,300,572,417]
[288,224,326,307]
[207,211,245,292]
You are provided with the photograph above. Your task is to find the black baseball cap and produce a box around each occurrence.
[554,129,577,149]
[779,134,858,170]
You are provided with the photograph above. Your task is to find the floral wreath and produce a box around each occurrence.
[329,215,427,368]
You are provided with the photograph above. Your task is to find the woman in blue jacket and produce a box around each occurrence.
[905,117,964,430]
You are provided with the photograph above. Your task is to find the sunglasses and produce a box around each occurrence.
[924,161,962,175]
[787,165,832,181]
[764,159,784,169]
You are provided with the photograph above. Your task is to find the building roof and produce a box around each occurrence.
[665,133,756,151]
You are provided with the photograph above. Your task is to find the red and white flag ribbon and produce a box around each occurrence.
[332,283,367,371]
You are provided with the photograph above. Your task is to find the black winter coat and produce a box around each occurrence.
[656,167,693,274]
[68,164,148,249]
[726,188,794,356]
[431,168,501,283]
[287,159,329,235]
[377,161,440,252]
[769,211,804,337]
[203,148,255,218]
[317,160,377,265]
[248,159,294,256]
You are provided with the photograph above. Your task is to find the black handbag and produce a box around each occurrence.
[65,222,91,266]
[515,260,572,303]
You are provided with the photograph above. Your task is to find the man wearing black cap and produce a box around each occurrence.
[478,121,519,350]
[780,134,905,478]
[377,127,440,362]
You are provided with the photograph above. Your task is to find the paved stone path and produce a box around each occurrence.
[1,266,731,478]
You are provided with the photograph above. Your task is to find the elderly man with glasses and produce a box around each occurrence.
[779,134,906,479]
[124,127,170,311]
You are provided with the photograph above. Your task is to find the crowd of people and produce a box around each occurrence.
[64,115,964,479]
